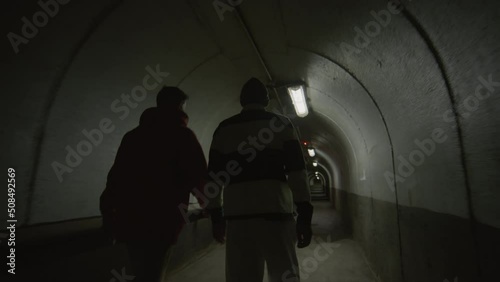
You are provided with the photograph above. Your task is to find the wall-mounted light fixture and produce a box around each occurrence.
[308,148,315,157]
[312,161,318,167]
[287,85,308,117]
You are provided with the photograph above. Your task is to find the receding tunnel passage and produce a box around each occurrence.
[1,0,499,281]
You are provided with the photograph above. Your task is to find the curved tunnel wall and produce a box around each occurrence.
[1,0,499,281]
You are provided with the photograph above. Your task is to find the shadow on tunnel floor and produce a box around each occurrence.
[310,200,351,243]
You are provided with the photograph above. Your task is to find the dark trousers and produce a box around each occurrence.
[126,241,173,282]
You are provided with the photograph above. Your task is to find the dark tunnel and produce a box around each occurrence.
[1,0,499,281]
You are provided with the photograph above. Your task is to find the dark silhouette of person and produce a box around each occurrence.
[205,78,314,282]
[100,87,207,282]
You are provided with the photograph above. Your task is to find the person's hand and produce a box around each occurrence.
[212,221,226,244]
[208,207,225,243]
[200,209,211,218]
[295,202,313,248]
[296,224,312,248]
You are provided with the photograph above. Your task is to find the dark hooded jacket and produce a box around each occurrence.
[100,107,207,243]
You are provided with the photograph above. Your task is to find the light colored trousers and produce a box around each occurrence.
[226,218,300,282]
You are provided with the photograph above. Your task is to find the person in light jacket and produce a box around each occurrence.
[206,78,314,282]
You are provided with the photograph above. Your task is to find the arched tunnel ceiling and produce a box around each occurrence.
[0,0,499,235]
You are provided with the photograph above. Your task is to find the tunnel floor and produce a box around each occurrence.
[166,202,378,282]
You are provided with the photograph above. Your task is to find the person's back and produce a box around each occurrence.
[100,87,207,282]
[209,105,307,219]
[206,78,313,282]
[106,107,195,242]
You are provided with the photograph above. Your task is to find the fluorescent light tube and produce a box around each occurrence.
[287,85,308,117]
[308,148,315,157]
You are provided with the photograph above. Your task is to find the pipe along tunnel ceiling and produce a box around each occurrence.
[1,0,499,281]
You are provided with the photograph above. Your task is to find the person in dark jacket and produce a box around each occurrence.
[100,87,207,282]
